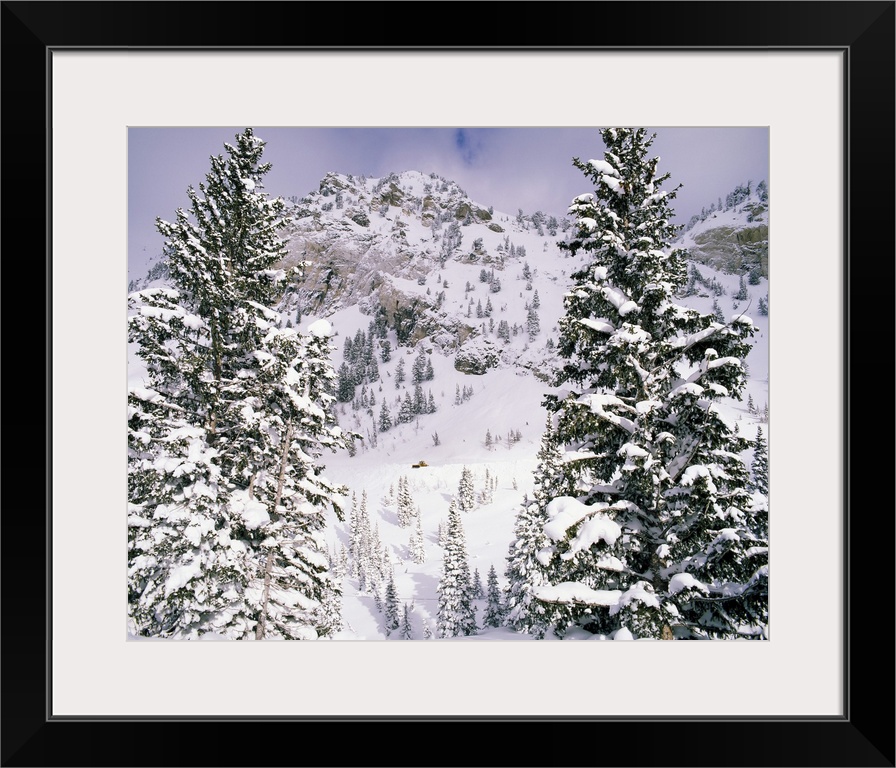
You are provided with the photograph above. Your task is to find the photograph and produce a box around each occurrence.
[127,125,772,643]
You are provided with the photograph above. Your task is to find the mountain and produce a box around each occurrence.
[267,170,770,641]
[274,170,572,377]
[128,169,770,641]
[678,180,769,276]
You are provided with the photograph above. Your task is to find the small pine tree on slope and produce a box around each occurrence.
[457,466,476,513]
[751,426,769,496]
[484,564,506,628]
[400,603,414,640]
[410,512,426,564]
[503,415,571,638]
[437,500,478,638]
[127,129,353,640]
[384,573,401,634]
[531,128,767,640]
[397,476,415,527]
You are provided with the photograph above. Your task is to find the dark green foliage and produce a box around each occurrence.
[751,426,769,495]
[533,128,766,640]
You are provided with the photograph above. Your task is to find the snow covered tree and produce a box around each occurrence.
[504,416,568,637]
[751,426,769,496]
[533,128,766,640]
[378,400,392,433]
[412,348,428,384]
[436,500,478,638]
[398,392,415,424]
[400,603,414,640]
[457,466,476,513]
[128,128,353,640]
[527,306,540,339]
[471,568,485,600]
[410,512,426,564]
[397,475,415,527]
[336,362,355,402]
[384,573,400,634]
[484,564,506,628]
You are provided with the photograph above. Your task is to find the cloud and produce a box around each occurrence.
[454,129,481,166]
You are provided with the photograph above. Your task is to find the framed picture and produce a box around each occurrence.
[6,1,892,766]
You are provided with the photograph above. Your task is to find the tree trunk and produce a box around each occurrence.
[254,421,293,640]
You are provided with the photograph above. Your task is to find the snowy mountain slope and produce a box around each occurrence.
[127,168,770,641]
[270,171,771,641]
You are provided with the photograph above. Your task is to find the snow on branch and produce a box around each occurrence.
[575,393,637,433]
[533,581,622,607]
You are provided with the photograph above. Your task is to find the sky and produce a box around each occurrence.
[128,126,768,281]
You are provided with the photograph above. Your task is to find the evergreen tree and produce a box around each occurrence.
[380,338,392,363]
[751,426,769,496]
[400,603,414,640]
[484,564,506,628]
[497,320,511,343]
[410,513,426,564]
[436,500,478,638]
[384,573,401,634]
[412,348,428,384]
[471,568,485,600]
[532,128,765,640]
[395,357,406,388]
[457,466,476,513]
[532,289,541,309]
[378,400,392,432]
[336,362,355,403]
[527,306,540,339]
[504,417,566,637]
[398,392,415,424]
[413,383,426,415]
[397,475,415,527]
[128,129,352,640]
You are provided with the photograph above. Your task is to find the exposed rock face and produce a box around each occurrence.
[678,192,769,277]
[454,337,499,375]
[689,223,769,275]
[273,170,533,351]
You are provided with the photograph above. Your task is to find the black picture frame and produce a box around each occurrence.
[3,2,893,766]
